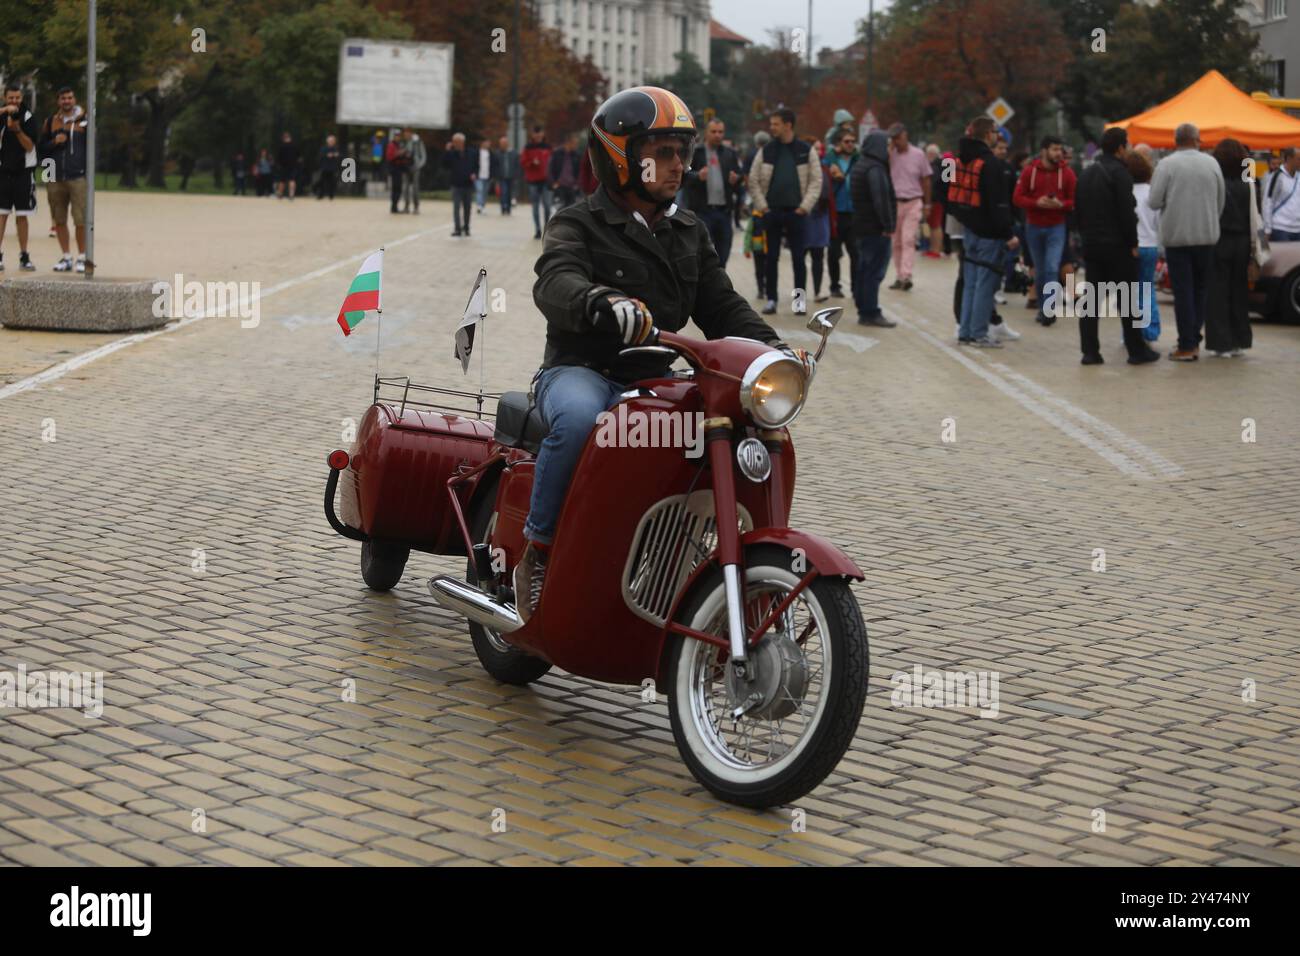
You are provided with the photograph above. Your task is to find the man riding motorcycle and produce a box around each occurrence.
[518,86,814,620]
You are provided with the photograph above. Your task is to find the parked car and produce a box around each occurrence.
[1249,240,1300,324]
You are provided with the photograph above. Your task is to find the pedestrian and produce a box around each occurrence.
[1126,149,1162,343]
[823,108,856,151]
[801,140,833,301]
[949,116,1018,347]
[744,131,771,297]
[404,130,426,213]
[849,129,897,328]
[1073,126,1160,366]
[1013,135,1076,325]
[1262,147,1299,241]
[384,132,409,213]
[474,137,492,212]
[254,148,273,197]
[37,86,89,272]
[1147,122,1225,361]
[0,83,38,271]
[549,134,582,213]
[885,123,931,290]
[923,143,946,258]
[230,151,247,196]
[276,131,300,200]
[1205,138,1255,357]
[317,134,341,201]
[985,135,1021,342]
[688,118,742,266]
[825,127,859,300]
[521,126,552,238]
[442,132,476,236]
[748,108,821,315]
[494,135,519,214]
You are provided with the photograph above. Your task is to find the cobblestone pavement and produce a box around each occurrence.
[1,194,1298,866]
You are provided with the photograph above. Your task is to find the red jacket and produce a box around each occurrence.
[521,141,552,184]
[1013,158,1076,227]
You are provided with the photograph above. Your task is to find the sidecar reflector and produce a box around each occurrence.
[327,449,350,470]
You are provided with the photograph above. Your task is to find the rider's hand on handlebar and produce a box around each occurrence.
[593,295,656,346]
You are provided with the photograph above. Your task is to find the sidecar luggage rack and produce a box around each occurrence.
[373,375,501,420]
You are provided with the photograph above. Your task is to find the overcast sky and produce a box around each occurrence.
[709,0,890,53]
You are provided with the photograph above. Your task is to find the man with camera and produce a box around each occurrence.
[0,83,39,271]
[38,86,89,272]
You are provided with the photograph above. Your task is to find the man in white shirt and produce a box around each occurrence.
[475,138,492,212]
[1262,147,1300,242]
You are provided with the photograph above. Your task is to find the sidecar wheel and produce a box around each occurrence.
[361,540,409,591]
[466,477,551,686]
[664,545,868,809]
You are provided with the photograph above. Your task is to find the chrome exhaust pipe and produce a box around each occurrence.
[427,575,524,633]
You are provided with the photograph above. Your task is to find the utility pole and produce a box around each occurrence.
[512,0,520,146]
[85,0,96,278]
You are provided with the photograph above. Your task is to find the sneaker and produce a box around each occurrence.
[75,256,85,274]
[923,250,942,259]
[857,314,897,328]
[970,336,1003,348]
[889,278,903,290]
[814,292,829,303]
[761,300,777,315]
[1127,349,1161,365]
[52,256,73,273]
[995,321,1021,341]
[994,292,1007,304]
[19,252,34,271]
[1230,347,1247,357]
[1081,353,1104,365]
[901,278,913,291]
[957,337,974,345]
[1169,348,1199,362]
[1210,350,1232,358]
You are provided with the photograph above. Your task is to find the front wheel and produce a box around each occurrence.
[664,545,868,808]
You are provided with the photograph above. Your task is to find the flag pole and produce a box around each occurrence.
[478,267,487,417]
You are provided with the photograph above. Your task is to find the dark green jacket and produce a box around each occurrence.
[533,185,786,383]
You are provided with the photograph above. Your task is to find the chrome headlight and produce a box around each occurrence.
[739,352,806,428]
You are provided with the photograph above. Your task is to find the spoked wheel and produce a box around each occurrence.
[361,540,409,591]
[465,476,551,686]
[665,545,868,808]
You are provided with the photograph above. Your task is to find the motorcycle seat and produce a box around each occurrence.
[494,391,548,454]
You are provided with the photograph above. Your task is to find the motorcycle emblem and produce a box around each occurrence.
[735,437,771,482]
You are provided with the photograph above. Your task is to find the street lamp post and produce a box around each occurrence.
[866,0,875,110]
[85,0,96,278]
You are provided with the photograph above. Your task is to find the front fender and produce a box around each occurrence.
[740,527,864,580]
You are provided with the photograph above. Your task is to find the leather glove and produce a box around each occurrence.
[780,345,817,385]
[592,295,656,346]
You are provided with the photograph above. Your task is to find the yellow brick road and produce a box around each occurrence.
[1,193,1298,866]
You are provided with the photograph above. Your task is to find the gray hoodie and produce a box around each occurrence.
[1147,148,1225,247]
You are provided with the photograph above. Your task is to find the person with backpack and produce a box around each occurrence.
[1262,147,1299,242]
[825,128,859,300]
[949,116,1018,347]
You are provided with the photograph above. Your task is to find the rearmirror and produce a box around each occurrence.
[806,307,842,361]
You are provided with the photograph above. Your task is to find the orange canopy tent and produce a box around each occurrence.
[1108,70,1300,150]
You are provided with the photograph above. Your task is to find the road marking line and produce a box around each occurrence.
[0,227,438,403]
[884,304,1157,479]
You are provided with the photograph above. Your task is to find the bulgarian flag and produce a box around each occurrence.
[336,249,383,336]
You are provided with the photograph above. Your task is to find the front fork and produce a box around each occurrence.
[705,419,748,669]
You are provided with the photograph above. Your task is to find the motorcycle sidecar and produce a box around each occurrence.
[324,378,500,591]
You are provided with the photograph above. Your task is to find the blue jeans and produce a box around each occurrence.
[763,208,807,305]
[1270,229,1300,242]
[523,366,623,545]
[1136,246,1161,341]
[958,234,1004,341]
[1164,245,1213,351]
[700,207,734,266]
[529,182,552,233]
[474,179,489,209]
[1025,222,1066,320]
[854,234,891,319]
[499,178,513,213]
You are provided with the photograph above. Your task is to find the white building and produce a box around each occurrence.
[536,0,712,90]
[1239,0,1296,99]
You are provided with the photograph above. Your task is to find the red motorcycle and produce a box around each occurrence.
[325,308,868,808]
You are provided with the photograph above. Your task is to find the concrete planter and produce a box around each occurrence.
[0,276,167,332]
